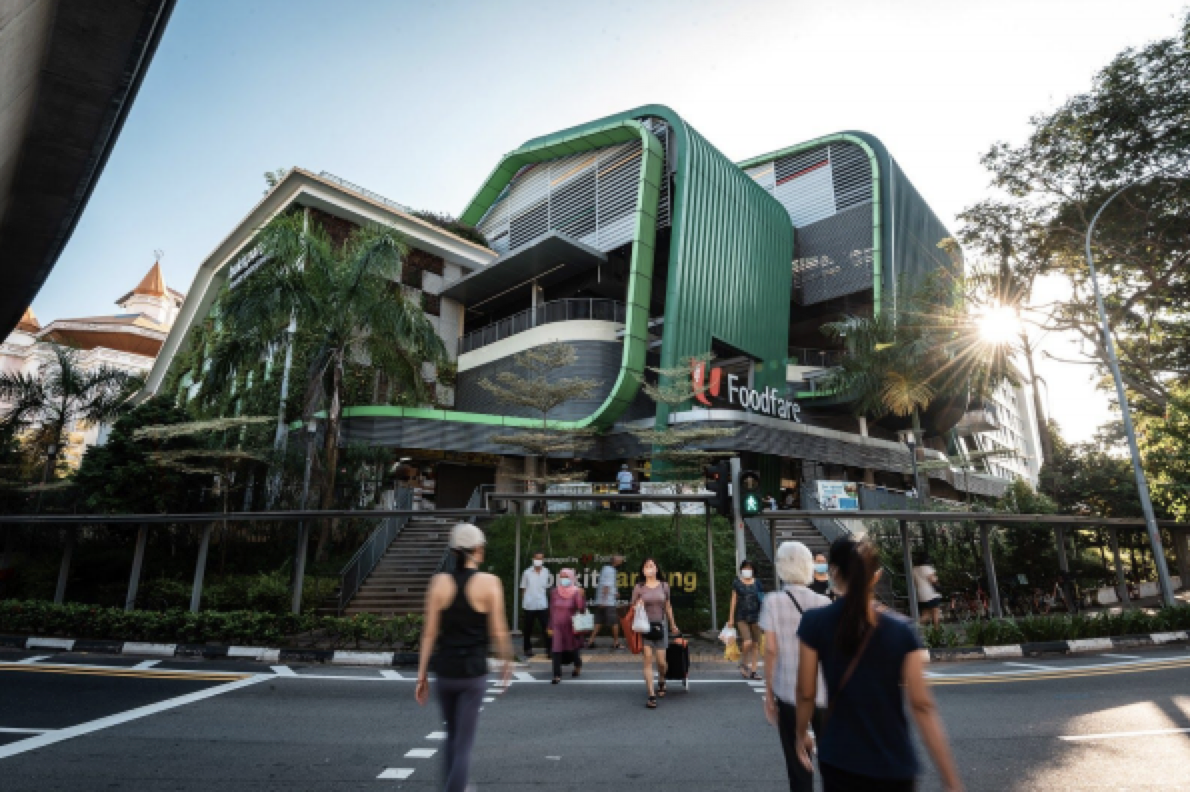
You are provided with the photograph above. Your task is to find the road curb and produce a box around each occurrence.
[0,634,418,667]
[927,630,1188,662]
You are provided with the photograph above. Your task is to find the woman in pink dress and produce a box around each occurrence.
[548,568,587,684]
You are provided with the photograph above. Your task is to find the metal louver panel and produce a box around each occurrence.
[830,143,870,210]
[745,162,776,192]
[772,149,835,226]
[476,121,673,256]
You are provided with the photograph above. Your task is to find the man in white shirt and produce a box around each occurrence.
[519,552,553,657]
[913,558,942,628]
[615,464,635,512]
[586,555,624,650]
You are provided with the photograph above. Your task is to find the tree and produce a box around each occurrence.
[960,13,1190,418]
[630,353,736,535]
[203,211,448,560]
[820,274,1015,470]
[1137,384,1190,519]
[480,342,600,549]
[0,344,142,481]
[74,397,206,514]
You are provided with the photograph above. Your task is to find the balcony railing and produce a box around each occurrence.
[789,347,846,367]
[458,298,626,355]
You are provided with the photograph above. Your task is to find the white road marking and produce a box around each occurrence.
[0,728,52,734]
[132,660,159,669]
[15,656,50,664]
[1100,653,1141,660]
[379,670,404,680]
[514,671,536,682]
[377,768,414,779]
[426,732,446,740]
[270,665,297,677]
[546,756,561,760]
[405,748,436,758]
[1060,727,1190,742]
[483,697,495,703]
[0,675,264,760]
[1003,662,1053,671]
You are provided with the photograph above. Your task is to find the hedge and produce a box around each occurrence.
[0,600,423,650]
[922,604,1190,648]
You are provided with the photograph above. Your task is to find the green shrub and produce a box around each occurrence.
[962,618,1025,647]
[0,600,423,649]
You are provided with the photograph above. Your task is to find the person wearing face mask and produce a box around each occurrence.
[630,557,679,709]
[416,523,513,792]
[547,568,588,684]
[729,559,766,679]
[809,554,833,598]
[520,552,554,657]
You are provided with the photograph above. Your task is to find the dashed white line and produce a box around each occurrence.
[379,670,404,680]
[405,748,436,758]
[377,768,414,779]
[426,731,447,740]
[270,665,297,677]
[15,656,50,665]
[1100,653,1141,660]
[483,697,495,703]
[514,671,536,682]
[1003,662,1053,671]
[132,660,159,670]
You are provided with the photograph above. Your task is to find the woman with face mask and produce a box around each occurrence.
[630,557,679,708]
[729,559,766,679]
[548,568,587,684]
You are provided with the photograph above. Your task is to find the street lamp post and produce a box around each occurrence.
[1085,175,1178,607]
[904,432,921,507]
[34,443,59,515]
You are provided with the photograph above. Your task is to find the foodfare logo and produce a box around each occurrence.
[691,360,801,423]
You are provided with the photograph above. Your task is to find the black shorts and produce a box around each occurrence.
[594,606,619,626]
[919,597,943,610]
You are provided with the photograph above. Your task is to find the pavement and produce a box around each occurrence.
[2,645,1190,790]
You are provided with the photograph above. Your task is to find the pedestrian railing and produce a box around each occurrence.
[457,298,626,355]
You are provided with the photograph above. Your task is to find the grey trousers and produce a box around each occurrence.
[435,674,488,792]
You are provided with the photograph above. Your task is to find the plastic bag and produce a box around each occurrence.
[571,611,594,633]
[718,623,738,645]
[724,641,741,663]
[631,602,651,633]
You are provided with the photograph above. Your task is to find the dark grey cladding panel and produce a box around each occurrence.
[455,340,623,421]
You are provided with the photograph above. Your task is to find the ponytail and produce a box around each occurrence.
[831,537,880,655]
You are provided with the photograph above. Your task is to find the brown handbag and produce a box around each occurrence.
[620,608,643,654]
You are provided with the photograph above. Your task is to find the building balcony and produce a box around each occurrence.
[458,298,626,356]
[954,405,1000,435]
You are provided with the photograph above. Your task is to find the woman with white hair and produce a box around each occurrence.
[758,540,831,792]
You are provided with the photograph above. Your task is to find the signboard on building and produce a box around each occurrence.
[816,480,860,511]
[691,360,801,423]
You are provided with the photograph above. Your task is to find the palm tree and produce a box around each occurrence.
[0,344,142,483]
[203,211,448,560]
[820,273,1015,490]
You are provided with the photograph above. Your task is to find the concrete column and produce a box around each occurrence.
[190,523,214,613]
[1109,528,1130,607]
[981,524,1002,619]
[1055,526,1069,572]
[900,521,920,623]
[54,526,76,604]
[125,525,148,612]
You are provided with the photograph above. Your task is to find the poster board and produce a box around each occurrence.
[816,480,860,511]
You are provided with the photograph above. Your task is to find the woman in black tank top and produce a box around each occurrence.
[416,524,513,792]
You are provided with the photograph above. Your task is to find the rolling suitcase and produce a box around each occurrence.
[664,634,690,691]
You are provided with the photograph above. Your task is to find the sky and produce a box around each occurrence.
[32,0,1189,444]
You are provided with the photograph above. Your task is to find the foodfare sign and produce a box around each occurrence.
[691,360,801,423]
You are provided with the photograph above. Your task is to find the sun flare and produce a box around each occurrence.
[976,304,1021,344]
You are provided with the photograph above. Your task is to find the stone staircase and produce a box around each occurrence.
[770,516,830,557]
[342,516,455,616]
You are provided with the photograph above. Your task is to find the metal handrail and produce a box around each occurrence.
[337,486,414,614]
[458,298,626,355]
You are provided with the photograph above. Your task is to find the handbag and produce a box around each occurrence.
[619,608,643,654]
[571,611,594,633]
[631,601,651,633]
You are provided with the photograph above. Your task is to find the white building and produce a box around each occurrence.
[954,365,1044,488]
[0,262,184,468]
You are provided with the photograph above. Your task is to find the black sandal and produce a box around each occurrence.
[646,695,658,709]
[552,677,561,685]
[657,680,667,697]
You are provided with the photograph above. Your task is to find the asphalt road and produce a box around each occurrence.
[1,647,1189,790]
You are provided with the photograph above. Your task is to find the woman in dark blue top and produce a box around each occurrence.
[795,538,962,792]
